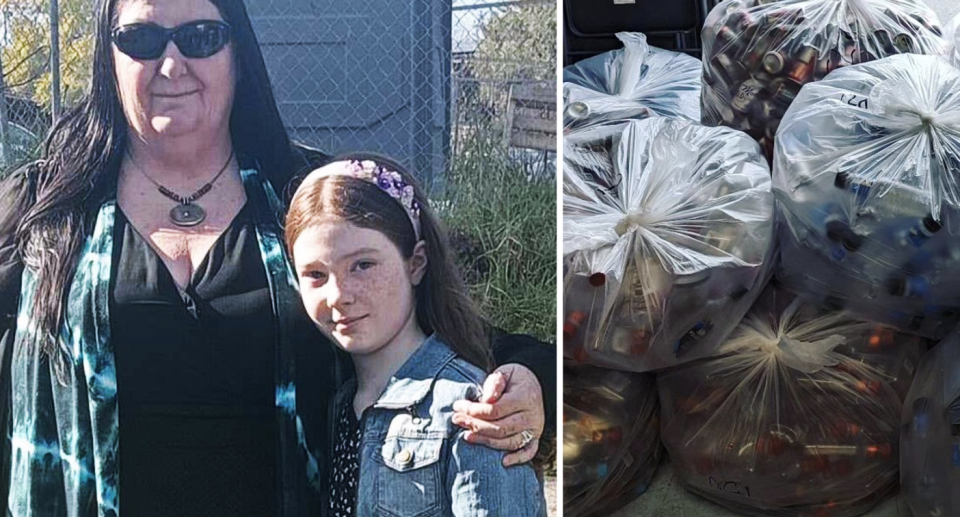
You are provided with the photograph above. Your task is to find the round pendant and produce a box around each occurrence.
[169,203,206,227]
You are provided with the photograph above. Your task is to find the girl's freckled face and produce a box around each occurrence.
[292,220,417,355]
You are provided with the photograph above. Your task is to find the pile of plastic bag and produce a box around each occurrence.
[774,54,960,339]
[563,117,774,371]
[702,0,946,159]
[659,286,923,517]
[563,360,661,517]
[563,32,701,132]
[900,331,960,517]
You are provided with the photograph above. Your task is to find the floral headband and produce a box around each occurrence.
[308,159,422,240]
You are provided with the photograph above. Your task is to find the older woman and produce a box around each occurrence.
[0,0,555,515]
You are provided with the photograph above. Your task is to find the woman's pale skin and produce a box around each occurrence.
[114,0,243,290]
[111,0,543,465]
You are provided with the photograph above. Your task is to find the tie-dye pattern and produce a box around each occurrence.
[243,168,326,499]
[6,169,326,516]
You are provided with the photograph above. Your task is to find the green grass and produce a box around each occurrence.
[436,133,557,343]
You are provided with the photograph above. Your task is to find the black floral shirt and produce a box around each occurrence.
[330,401,363,516]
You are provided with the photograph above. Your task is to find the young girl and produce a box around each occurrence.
[285,154,546,516]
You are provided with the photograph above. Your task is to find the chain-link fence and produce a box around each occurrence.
[450,0,556,181]
[248,0,556,189]
[0,0,93,173]
[0,0,556,187]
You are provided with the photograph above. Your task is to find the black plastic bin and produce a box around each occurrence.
[564,0,722,65]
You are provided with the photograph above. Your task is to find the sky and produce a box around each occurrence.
[453,1,505,54]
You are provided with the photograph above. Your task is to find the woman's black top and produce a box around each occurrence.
[111,203,277,517]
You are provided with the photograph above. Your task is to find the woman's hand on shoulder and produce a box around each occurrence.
[450,363,544,467]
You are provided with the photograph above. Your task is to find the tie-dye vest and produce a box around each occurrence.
[7,169,328,516]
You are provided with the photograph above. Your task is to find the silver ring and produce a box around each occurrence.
[518,429,536,449]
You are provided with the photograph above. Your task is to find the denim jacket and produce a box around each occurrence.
[331,335,545,517]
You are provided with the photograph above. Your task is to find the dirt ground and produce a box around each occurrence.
[546,476,557,516]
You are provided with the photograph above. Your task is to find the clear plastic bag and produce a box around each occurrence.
[563,120,632,199]
[563,117,774,372]
[659,286,923,517]
[563,32,701,132]
[946,13,960,68]
[901,331,960,517]
[774,54,960,339]
[563,361,661,517]
[702,0,947,160]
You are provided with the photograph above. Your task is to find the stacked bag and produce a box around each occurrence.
[901,327,960,517]
[771,51,960,517]
[701,0,946,159]
[562,30,778,517]
[561,32,717,516]
[660,286,922,516]
[773,54,960,338]
[563,32,701,132]
[563,117,774,372]
[563,361,661,517]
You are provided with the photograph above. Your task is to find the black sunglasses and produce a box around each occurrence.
[112,20,231,60]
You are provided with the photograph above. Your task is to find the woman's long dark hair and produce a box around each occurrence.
[17,0,293,362]
[284,153,492,372]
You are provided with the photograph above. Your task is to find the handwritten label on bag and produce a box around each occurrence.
[737,84,759,102]
[733,81,762,112]
[708,476,752,498]
[840,94,869,109]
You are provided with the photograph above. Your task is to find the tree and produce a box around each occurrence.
[455,1,555,131]
[471,2,556,83]
[1,0,95,112]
